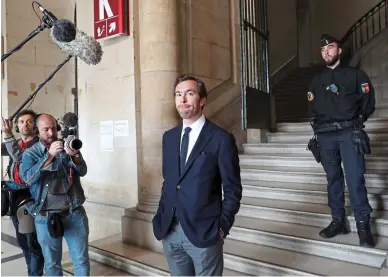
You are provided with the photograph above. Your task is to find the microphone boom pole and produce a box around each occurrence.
[9,55,73,121]
[1,19,51,62]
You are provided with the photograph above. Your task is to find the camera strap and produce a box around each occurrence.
[66,166,74,193]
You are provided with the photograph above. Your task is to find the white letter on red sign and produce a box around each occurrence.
[99,0,114,20]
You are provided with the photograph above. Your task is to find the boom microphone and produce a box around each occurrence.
[51,19,103,65]
[36,2,58,27]
[52,20,77,42]
[63,112,78,127]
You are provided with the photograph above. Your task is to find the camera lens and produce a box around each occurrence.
[69,139,83,150]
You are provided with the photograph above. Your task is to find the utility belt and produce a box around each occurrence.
[307,117,371,164]
[41,206,83,239]
[38,205,81,217]
[311,118,362,134]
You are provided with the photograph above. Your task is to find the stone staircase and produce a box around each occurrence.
[272,65,324,123]
[83,118,388,276]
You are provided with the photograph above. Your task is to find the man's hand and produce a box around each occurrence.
[48,141,64,157]
[352,128,371,155]
[219,229,225,242]
[1,117,13,137]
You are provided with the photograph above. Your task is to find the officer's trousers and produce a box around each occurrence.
[318,129,373,222]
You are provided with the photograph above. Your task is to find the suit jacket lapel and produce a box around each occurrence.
[180,119,213,179]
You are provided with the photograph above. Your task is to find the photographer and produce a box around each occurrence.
[1,110,44,276]
[20,113,90,276]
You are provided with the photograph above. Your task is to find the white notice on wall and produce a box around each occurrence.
[114,120,129,137]
[100,120,114,151]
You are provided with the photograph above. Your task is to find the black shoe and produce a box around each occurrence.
[357,220,375,248]
[319,217,350,238]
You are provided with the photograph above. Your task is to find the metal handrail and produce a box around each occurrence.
[340,0,387,64]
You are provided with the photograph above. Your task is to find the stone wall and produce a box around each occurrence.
[4,0,76,120]
[75,0,138,241]
[358,28,388,118]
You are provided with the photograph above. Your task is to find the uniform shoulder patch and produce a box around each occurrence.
[361,83,370,94]
[307,91,314,101]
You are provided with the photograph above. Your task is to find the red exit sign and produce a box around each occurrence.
[94,0,129,40]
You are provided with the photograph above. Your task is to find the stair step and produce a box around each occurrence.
[241,166,388,188]
[88,234,384,276]
[89,239,169,276]
[225,238,381,276]
[274,90,308,95]
[121,209,387,275]
[240,153,388,171]
[242,179,385,192]
[274,81,312,87]
[62,251,130,276]
[90,239,245,276]
[273,65,324,124]
[275,108,308,112]
[88,235,309,276]
[242,143,388,155]
[277,118,311,123]
[267,131,388,143]
[276,118,388,133]
[241,180,388,210]
[231,217,388,268]
[274,105,308,110]
[239,196,388,236]
[274,100,307,104]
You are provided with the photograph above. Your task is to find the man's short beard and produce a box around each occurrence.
[21,130,34,137]
[325,53,340,66]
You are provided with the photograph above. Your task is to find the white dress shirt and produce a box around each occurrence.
[180,114,206,163]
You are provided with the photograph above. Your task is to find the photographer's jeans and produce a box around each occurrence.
[11,215,44,276]
[34,206,90,276]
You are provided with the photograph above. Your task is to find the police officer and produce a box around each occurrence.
[307,34,375,248]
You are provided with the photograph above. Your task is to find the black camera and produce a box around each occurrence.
[59,112,82,151]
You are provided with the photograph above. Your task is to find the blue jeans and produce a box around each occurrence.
[162,221,224,276]
[11,215,44,276]
[34,206,90,276]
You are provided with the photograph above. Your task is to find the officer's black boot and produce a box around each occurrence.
[319,217,349,238]
[357,219,375,248]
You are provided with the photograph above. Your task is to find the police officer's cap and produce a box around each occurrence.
[321,34,341,47]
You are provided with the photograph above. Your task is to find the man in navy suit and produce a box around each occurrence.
[152,74,243,276]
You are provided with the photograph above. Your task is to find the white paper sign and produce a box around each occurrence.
[100,120,114,151]
[114,120,129,137]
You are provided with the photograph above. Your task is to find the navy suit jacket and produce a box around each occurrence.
[152,118,242,248]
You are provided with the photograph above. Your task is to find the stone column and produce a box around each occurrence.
[135,0,180,214]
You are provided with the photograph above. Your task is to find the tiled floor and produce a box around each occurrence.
[1,216,130,276]
[1,217,29,276]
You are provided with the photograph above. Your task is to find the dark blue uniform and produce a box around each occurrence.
[308,64,375,222]
[307,34,376,247]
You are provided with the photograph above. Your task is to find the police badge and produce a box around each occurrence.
[307,91,314,101]
[361,83,370,94]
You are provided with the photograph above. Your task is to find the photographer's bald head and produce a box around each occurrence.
[35,114,60,146]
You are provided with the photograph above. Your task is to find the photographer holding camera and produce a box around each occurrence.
[20,113,90,276]
[1,109,44,276]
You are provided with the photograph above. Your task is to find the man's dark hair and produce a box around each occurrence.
[14,109,37,125]
[173,74,208,99]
